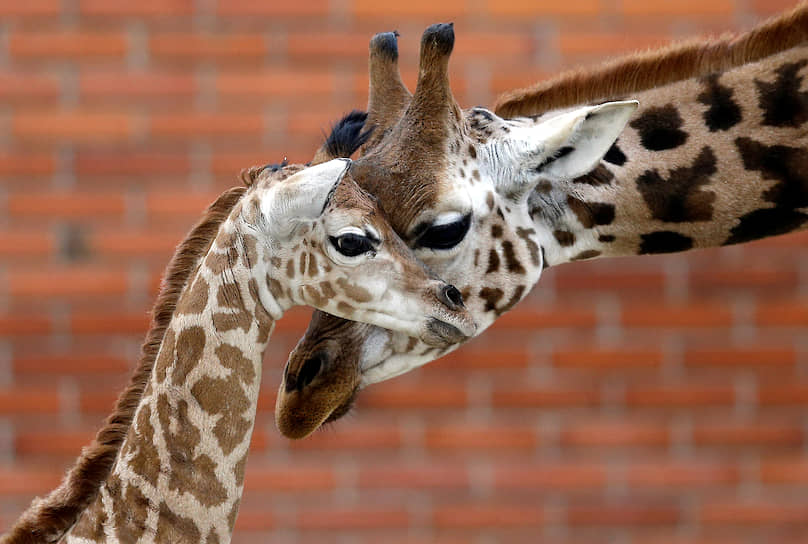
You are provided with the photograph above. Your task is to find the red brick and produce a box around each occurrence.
[559,32,670,58]
[216,0,329,16]
[758,385,808,405]
[150,34,265,61]
[146,192,222,216]
[70,312,148,334]
[485,0,600,16]
[358,383,467,409]
[619,0,733,16]
[149,114,263,139]
[216,72,335,98]
[434,347,528,370]
[358,464,468,489]
[76,151,190,177]
[760,457,808,484]
[79,73,196,102]
[230,508,275,531]
[79,391,120,413]
[554,268,666,292]
[561,421,669,448]
[9,267,128,298]
[750,0,803,15]
[692,422,803,447]
[0,388,60,415]
[624,385,735,407]
[0,0,61,16]
[16,355,130,376]
[7,193,125,218]
[491,387,599,408]
[0,315,51,336]
[352,0,466,17]
[434,504,544,528]
[16,429,94,456]
[567,503,680,525]
[453,33,533,58]
[13,112,133,143]
[79,0,193,16]
[424,425,537,450]
[684,348,795,368]
[294,508,409,530]
[756,299,808,326]
[493,307,597,329]
[90,231,180,256]
[0,467,62,495]
[0,74,60,104]
[0,152,56,176]
[495,463,606,489]
[700,502,808,525]
[689,265,797,291]
[9,32,127,59]
[621,303,733,328]
[627,462,739,488]
[244,465,335,492]
[0,232,54,256]
[287,32,374,60]
[554,348,662,370]
[211,152,277,176]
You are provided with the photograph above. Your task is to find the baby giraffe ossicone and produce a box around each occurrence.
[3,159,474,544]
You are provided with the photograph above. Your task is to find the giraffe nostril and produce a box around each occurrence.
[295,353,326,391]
[439,284,465,310]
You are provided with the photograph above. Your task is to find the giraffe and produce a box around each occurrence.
[275,4,808,439]
[2,158,475,544]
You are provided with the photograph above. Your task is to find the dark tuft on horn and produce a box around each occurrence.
[323,110,373,158]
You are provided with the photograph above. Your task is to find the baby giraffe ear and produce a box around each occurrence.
[263,158,351,238]
[533,100,638,181]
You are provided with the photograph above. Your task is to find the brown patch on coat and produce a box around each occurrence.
[156,502,202,544]
[112,477,151,543]
[179,277,209,314]
[191,374,252,456]
[247,278,274,343]
[128,404,161,487]
[336,277,373,303]
[171,326,206,386]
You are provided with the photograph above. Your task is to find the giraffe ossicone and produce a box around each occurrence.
[277,6,808,439]
[3,158,475,543]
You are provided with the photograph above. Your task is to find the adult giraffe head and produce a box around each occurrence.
[275,24,636,438]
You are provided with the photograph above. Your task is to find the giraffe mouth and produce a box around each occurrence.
[423,318,469,347]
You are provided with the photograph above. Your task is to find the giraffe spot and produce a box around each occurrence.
[336,300,353,316]
[553,230,576,247]
[155,327,176,384]
[698,73,742,131]
[502,241,525,274]
[755,60,808,128]
[233,452,249,488]
[491,224,503,238]
[205,249,234,275]
[479,287,504,312]
[307,252,319,277]
[473,249,480,268]
[638,231,694,254]
[726,137,808,244]
[191,374,252,457]
[286,259,295,279]
[535,180,553,193]
[459,168,466,178]
[299,252,307,276]
[336,277,372,303]
[302,284,326,307]
[468,144,477,159]
[172,326,206,386]
[629,104,688,151]
[212,306,252,334]
[247,278,273,343]
[216,343,256,385]
[113,478,152,543]
[485,248,500,274]
[215,230,237,251]
[267,275,285,301]
[571,249,601,261]
[156,502,202,544]
[567,197,615,228]
[179,277,209,314]
[319,281,336,299]
[240,233,258,268]
[603,143,627,166]
[515,227,540,267]
[598,234,616,243]
[573,164,614,186]
[129,404,161,487]
[498,285,526,316]
[70,496,107,540]
[207,530,221,544]
[635,146,717,222]
[216,282,244,309]
[227,502,240,533]
[472,169,480,181]
[486,192,495,211]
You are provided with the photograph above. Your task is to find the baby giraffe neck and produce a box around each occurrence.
[64,220,277,544]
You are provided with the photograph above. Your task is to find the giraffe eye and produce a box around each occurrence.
[330,233,375,257]
[417,214,471,250]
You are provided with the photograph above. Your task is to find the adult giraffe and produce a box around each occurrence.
[276,4,808,438]
[2,158,476,543]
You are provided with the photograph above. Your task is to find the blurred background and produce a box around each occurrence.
[1,0,806,542]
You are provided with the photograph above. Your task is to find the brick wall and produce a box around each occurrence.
[1,1,807,542]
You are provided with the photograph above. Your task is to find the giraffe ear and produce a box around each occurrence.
[263,159,351,237]
[530,100,638,181]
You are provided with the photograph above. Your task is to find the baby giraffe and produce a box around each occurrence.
[3,159,474,544]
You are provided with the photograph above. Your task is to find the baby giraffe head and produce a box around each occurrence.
[247,159,475,437]
[275,24,636,439]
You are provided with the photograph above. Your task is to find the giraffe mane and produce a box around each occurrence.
[493,1,808,118]
[2,186,247,544]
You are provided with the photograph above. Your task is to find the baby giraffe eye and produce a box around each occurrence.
[417,214,471,250]
[330,233,375,257]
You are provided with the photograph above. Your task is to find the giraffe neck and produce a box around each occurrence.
[535,44,808,266]
[65,218,278,544]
